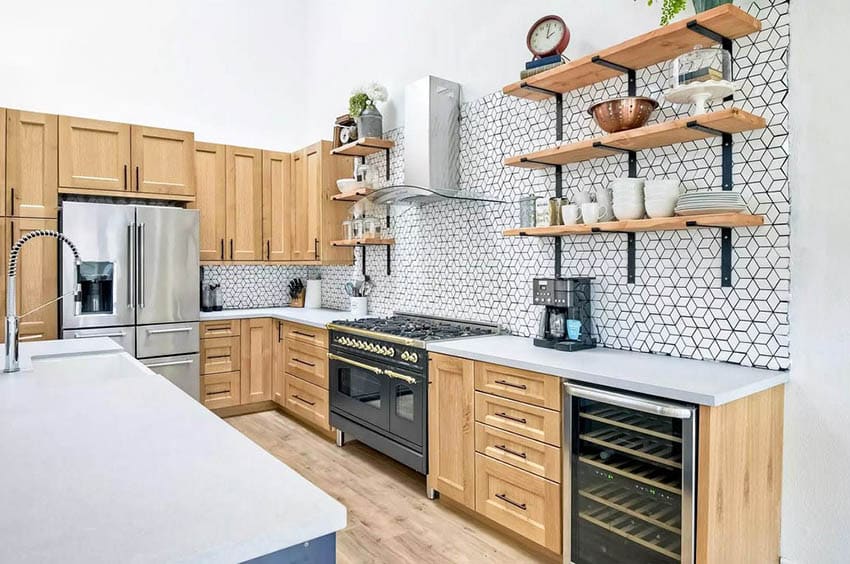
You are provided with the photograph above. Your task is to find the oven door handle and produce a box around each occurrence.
[384,369,417,385]
[328,353,384,375]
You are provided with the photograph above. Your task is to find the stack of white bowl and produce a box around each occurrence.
[610,178,645,220]
[644,179,684,218]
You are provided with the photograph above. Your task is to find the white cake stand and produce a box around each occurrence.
[664,80,737,115]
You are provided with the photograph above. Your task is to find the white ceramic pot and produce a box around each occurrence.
[350,296,368,317]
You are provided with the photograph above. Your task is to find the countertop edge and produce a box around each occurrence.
[199,308,353,329]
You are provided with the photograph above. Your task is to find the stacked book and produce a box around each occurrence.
[520,55,564,79]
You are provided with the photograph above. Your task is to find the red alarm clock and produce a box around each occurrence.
[526,15,570,59]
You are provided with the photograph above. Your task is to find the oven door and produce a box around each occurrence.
[385,367,425,448]
[329,352,389,431]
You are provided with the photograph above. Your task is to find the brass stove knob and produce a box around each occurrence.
[409,352,419,363]
[388,347,395,357]
[400,351,410,361]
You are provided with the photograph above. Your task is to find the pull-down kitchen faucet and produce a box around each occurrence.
[4,230,82,373]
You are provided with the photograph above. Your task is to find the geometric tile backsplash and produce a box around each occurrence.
[206,0,789,371]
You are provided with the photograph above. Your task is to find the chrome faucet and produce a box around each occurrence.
[4,230,82,373]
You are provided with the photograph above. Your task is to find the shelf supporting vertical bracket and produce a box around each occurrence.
[554,93,564,279]
[386,245,391,276]
[361,245,367,276]
[592,228,636,283]
[359,147,391,181]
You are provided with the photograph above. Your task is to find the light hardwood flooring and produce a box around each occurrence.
[227,410,552,564]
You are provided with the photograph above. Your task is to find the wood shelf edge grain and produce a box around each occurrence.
[330,188,375,202]
[503,213,764,237]
[330,137,395,157]
[330,238,395,247]
[503,4,761,100]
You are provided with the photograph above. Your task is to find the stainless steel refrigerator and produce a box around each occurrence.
[60,202,201,400]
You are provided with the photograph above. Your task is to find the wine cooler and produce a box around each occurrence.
[563,383,697,564]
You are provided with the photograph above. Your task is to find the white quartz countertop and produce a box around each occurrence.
[0,341,346,563]
[200,307,358,328]
[427,335,788,406]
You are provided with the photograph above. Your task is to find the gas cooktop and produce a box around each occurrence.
[328,313,500,347]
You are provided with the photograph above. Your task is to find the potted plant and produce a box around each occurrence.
[349,83,388,139]
[642,0,733,26]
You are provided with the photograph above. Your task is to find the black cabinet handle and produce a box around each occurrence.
[292,330,315,339]
[230,239,233,260]
[10,187,14,216]
[494,444,527,459]
[123,165,128,189]
[495,493,527,511]
[266,240,270,260]
[292,394,315,406]
[314,238,319,259]
[135,166,140,191]
[495,412,527,424]
[277,321,282,342]
[220,239,224,260]
[293,358,315,368]
[495,379,527,390]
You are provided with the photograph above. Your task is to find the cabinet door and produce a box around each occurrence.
[6,110,58,218]
[226,146,263,261]
[240,318,273,403]
[192,142,226,261]
[272,320,286,405]
[0,218,5,342]
[428,353,476,508]
[58,116,131,191]
[131,125,195,197]
[1,108,6,217]
[290,145,321,262]
[262,150,292,262]
[6,218,58,342]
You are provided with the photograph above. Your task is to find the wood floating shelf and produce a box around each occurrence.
[503,213,763,237]
[331,187,375,202]
[330,137,395,157]
[503,5,761,100]
[504,108,765,169]
[330,238,395,247]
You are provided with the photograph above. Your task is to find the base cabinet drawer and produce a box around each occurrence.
[475,454,561,554]
[475,392,561,447]
[475,362,561,410]
[285,340,328,388]
[202,371,241,409]
[200,320,241,339]
[475,423,560,483]
[201,336,240,374]
[284,375,331,432]
[283,322,328,349]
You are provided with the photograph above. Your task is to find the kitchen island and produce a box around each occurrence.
[0,339,346,563]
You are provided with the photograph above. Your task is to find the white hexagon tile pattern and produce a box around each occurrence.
[207,1,789,371]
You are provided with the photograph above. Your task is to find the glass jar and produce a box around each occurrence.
[342,219,353,240]
[671,46,732,88]
[519,194,538,228]
[364,217,380,238]
[352,216,365,239]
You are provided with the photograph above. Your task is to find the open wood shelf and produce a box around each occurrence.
[503,213,763,237]
[503,4,761,100]
[330,137,395,157]
[330,237,395,247]
[331,187,375,202]
[504,108,765,169]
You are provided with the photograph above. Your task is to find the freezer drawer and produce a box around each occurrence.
[136,322,199,358]
[142,354,200,401]
[62,327,136,356]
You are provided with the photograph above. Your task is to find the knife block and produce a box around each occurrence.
[289,289,305,308]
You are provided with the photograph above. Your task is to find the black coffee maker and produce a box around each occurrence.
[533,277,596,352]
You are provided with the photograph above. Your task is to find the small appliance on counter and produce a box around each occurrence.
[533,277,596,351]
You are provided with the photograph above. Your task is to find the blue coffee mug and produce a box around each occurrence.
[566,319,582,341]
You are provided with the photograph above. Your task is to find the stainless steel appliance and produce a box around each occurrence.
[60,202,200,400]
[534,277,596,352]
[563,382,697,564]
[327,313,499,475]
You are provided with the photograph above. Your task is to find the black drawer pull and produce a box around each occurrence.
[292,394,316,406]
[207,354,231,360]
[494,379,527,390]
[494,444,527,459]
[293,358,316,368]
[292,330,316,339]
[495,493,527,511]
[495,412,527,424]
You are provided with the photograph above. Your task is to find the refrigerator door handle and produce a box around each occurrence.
[137,223,146,308]
[564,382,694,419]
[127,224,136,309]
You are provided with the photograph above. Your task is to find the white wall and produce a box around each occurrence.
[784,1,850,563]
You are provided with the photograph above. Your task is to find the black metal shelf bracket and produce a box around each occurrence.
[358,145,391,181]
[591,228,637,283]
[518,82,562,98]
[358,244,392,276]
[554,93,564,279]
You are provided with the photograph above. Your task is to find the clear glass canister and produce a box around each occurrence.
[342,219,353,240]
[671,46,732,88]
[519,194,538,228]
[364,217,380,238]
[352,217,365,239]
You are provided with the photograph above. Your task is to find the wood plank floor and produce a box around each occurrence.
[227,410,553,564]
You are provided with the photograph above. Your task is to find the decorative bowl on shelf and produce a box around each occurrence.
[336,178,371,193]
[588,97,659,133]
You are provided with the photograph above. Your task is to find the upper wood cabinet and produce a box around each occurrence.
[263,150,292,262]
[192,142,226,261]
[240,318,273,404]
[5,110,58,219]
[226,146,263,261]
[58,116,194,200]
[132,126,194,196]
[58,116,130,192]
[428,353,476,509]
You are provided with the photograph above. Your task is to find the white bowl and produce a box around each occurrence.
[613,204,645,220]
[610,177,646,189]
[336,178,370,193]
[645,199,677,218]
[645,179,683,196]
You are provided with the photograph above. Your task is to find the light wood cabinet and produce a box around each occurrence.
[474,422,560,482]
[282,322,328,348]
[192,143,226,261]
[6,110,58,218]
[202,371,241,409]
[200,319,240,339]
[4,218,58,342]
[284,374,331,431]
[285,340,328,388]
[427,353,476,509]
[240,318,273,403]
[475,392,561,447]
[131,126,194,196]
[475,362,561,410]
[58,116,194,200]
[226,146,263,261]
[200,336,241,374]
[263,150,292,261]
[272,320,286,406]
[0,219,5,341]
[58,116,130,192]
